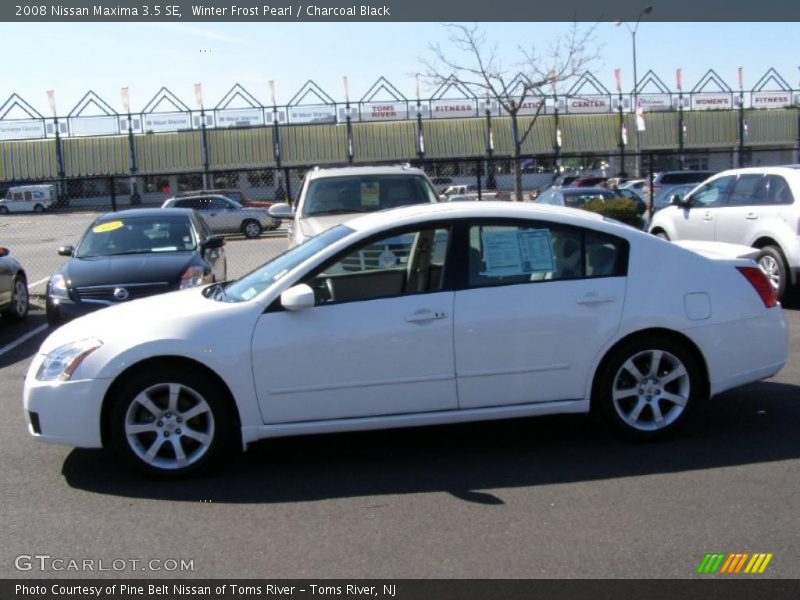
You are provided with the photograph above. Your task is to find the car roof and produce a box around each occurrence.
[561,187,611,195]
[710,165,800,177]
[345,201,605,233]
[306,165,427,180]
[96,208,194,221]
[168,194,232,201]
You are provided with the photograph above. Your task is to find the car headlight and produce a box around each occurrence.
[179,265,205,289]
[48,273,69,299]
[36,338,103,382]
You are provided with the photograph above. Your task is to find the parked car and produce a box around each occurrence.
[537,186,646,216]
[619,179,647,194]
[269,165,440,247]
[649,166,800,300]
[175,189,274,209]
[431,177,454,194]
[24,202,787,476]
[45,209,226,326]
[571,176,609,188]
[0,184,58,214]
[162,194,278,238]
[0,246,28,321]
[643,170,716,200]
[651,183,698,212]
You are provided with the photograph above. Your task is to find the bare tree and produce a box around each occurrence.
[422,23,598,200]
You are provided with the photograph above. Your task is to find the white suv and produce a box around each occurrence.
[649,166,800,299]
[269,165,440,247]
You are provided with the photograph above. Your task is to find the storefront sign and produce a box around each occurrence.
[215,108,264,127]
[637,94,672,112]
[691,93,733,110]
[431,99,476,118]
[289,105,337,124]
[143,112,192,132]
[360,101,408,121]
[68,115,119,136]
[751,92,793,108]
[0,119,45,140]
[566,96,610,113]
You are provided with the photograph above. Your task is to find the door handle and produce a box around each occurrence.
[405,310,447,323]
[702,212,713,221]
[576,294,616,306]
[745,212,759,220]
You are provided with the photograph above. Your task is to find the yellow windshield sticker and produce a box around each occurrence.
[93,220,124,233]
[361,182,380,206]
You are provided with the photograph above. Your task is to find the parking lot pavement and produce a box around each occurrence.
[0,211,289,295]
[0,300,797,578]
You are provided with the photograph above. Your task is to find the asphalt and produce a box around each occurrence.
[0,301,798,579]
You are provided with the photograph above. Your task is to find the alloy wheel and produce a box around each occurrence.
[758,255,781,292]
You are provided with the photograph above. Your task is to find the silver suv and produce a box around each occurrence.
[162,194,278,238]
[649,166,800,299]
[269,165,440,247]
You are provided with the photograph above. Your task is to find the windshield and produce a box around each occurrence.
[75,215,196,258]
[302,175,438,217]
[221,225,353,302]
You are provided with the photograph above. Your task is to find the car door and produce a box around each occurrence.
[670,175,734,241]
[0,255,12,306]
[714,173,767,245]
[251,224,457,424]
[453,220,627,408]
[208,197,241,233]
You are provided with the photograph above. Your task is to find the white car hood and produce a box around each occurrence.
[299,214,358,237]
[39,287,234,355]
[672,240,760,262]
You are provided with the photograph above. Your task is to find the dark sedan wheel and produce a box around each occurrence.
[2,275,28,321]
[109,367,236,476]
[756,246,786,301]
[595,336,702,440]
[242,220,263,239]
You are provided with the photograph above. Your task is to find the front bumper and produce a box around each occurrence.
[23,353,112,448]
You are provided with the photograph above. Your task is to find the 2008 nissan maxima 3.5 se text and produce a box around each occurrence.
[23,203,788,476]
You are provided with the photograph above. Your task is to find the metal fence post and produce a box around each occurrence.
[476,158,482,200]
[647,152,655,222]
[109,176,117,212]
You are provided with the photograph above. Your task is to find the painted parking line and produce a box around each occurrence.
[28,277,49,291]
[0,324,48,359]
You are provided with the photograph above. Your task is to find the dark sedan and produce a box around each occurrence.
[536,186,646,213]
[46,208,226,326]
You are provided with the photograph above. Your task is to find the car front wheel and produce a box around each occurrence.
[756,246,786,301]
[595,337,702,440]
[33,204,44,213]
[0,206,9,214]
[109,367,236,476]
[242,220,263,238]
[2,275,28,321]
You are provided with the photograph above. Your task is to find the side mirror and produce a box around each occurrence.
[0,247,8,258]
[281,284,315,312]
[269,203,296,220]
[203,235,225,249]
[58,245,74,256]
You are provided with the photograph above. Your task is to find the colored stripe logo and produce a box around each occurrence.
[696,553,773,574]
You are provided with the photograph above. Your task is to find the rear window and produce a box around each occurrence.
[659,172,714,185]
[302,175,438,217]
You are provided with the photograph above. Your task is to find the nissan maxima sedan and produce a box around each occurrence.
[46,208,226,325]
[25,203,787,476]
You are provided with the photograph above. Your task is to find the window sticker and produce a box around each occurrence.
[481,229,554,277]
[361,182,380,207]
[378,249,397,268]
[92,220,124,234]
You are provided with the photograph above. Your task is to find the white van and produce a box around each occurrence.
[0,184,58,214]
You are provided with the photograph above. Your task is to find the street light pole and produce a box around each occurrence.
[617,5,652,177]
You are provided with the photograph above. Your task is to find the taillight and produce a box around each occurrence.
[737,267,778,308]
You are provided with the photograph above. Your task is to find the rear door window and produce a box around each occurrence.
[727,174,766,207]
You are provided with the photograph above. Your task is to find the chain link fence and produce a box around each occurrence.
[2,144,798,305]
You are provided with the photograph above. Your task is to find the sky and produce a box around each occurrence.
[1,22,799,115]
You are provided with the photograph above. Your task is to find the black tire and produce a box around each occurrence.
[108,366,237,477]
[33,204,44,213]
[594,336,703,440]
[756,245,787,301]
[653,230,670,241]
[0,206,9,215]
[241,219,263,239]
[2,275,28,321]
[45,298,61,327]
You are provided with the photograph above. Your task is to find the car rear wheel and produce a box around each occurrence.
[109,367,236,476]
[595,337,702,440]
[2,275,28,321]
[242,220,262,239]
[756,246,786,301]
[33,204,44,213]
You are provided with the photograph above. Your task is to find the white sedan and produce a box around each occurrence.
[24,202,788,476]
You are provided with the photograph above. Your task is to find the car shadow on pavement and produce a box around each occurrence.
[62,380,800,504]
